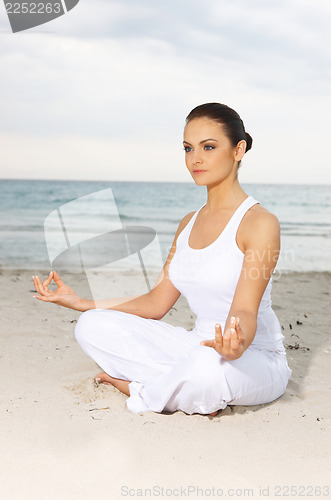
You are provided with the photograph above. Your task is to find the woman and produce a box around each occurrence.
[32,102,292,416]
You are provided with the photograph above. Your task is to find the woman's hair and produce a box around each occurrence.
[185,102,253,168]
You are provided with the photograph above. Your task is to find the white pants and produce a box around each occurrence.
[74,309,292,415]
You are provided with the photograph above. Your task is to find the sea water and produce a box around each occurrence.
[0,179,330,274]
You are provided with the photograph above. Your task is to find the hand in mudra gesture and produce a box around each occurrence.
[32,271,81,310]
[200,317,245,360]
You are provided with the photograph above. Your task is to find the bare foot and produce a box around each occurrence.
[94,371,114,385]
[94,372,131,396]
[95,373,220,415]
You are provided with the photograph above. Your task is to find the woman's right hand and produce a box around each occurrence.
[32,270,83,311]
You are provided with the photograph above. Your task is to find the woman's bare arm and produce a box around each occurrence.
[226,211,281,354]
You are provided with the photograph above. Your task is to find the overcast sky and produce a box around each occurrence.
[1,0,331,184]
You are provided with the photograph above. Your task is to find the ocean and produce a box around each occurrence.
[0,179,330,275]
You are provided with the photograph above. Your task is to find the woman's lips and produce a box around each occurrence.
[193,170,207,174]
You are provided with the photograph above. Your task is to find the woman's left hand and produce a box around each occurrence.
[200,317,245,360]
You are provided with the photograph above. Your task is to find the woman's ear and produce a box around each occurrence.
[234,140,247,161]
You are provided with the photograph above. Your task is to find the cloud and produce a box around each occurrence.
[0,0,330,184]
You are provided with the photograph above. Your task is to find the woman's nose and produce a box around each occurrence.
[192,152,203,164]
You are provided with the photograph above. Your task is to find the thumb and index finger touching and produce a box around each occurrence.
[50,270,64,286]
[33,270,63,301]
[41,270,62,288]
[43,270,64,287]
[33,270,63,293]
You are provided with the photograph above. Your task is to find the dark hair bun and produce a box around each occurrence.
[245,132,253,152]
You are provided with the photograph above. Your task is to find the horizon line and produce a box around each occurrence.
[1,178,330,187]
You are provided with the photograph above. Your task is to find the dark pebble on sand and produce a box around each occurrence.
[286,342,310,352]
[287,342,300,349]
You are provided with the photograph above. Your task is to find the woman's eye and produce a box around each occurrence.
[204,145,215,150]
[183,146,192,153]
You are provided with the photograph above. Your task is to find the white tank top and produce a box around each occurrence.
[169,195,286,353]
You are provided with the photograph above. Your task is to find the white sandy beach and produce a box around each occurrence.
[0,269,330,499]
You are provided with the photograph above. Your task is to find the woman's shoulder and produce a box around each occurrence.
[177,210,197,233]
[172,210,197,245]
[239,202,280,251]
[247,202,280,227]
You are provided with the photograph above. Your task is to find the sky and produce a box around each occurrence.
[1,0,331,184]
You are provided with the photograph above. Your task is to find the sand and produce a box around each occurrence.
[0,269,330,499]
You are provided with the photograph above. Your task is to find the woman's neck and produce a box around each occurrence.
[204,181,248,213]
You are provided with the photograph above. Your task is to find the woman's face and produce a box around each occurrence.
[183,117,239,185]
